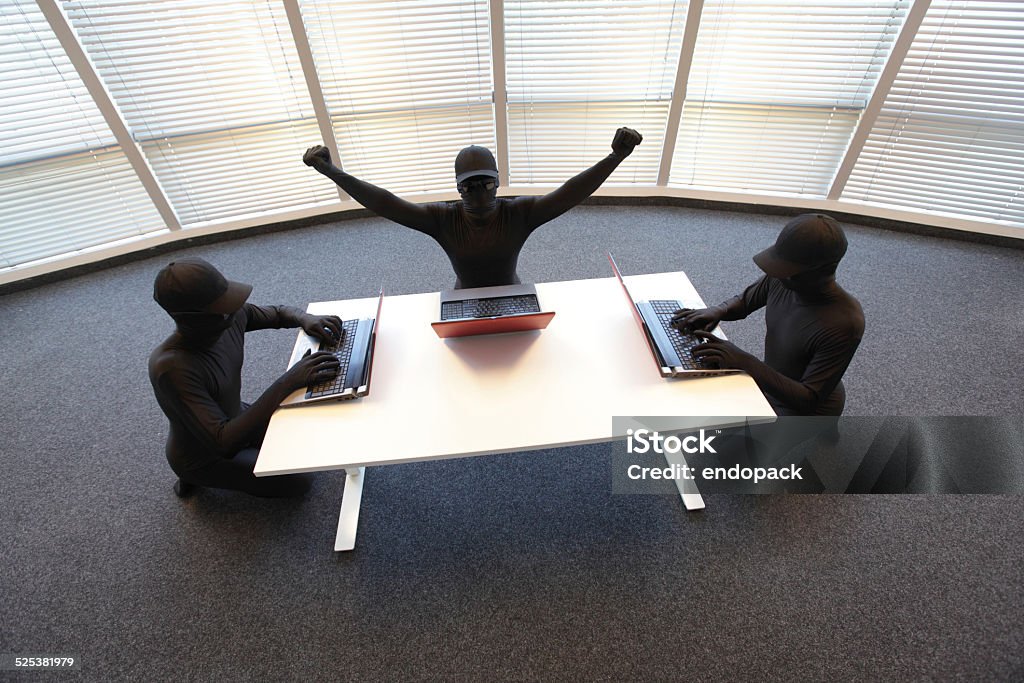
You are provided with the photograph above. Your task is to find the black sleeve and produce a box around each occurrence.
[318,165,439,236]
[523,153,625,230]
[718,275,771,321]
[746,324,863,414]
[243,303,307,332]
[156,366,269,456]
[793,324,863,407]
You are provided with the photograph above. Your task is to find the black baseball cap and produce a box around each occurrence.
[153,257,252,314]
[753,214,848,279]
[454,145,499,184]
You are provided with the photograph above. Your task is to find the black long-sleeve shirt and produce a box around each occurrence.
[148,303,305,472]
[418,198,540,288]
[721,276,864,416]
[318,153,626,288]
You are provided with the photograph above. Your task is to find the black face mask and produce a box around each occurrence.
[779,263,838,295]
[172,311,234,343]
[457,178,498,216]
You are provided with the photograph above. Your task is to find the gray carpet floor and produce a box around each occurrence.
[1,205,1022,681]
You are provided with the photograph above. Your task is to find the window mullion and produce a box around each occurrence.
[827,0,933,200]
[36,0,180,230]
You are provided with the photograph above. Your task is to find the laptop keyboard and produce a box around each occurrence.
[649,300,703,370]
[308,319,358,398]
[441,294,541,321]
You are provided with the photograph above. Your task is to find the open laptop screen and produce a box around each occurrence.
[432,283,555,338]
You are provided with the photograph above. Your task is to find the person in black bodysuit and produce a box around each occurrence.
[149,257,343,498]
[672,214,865,417]
[303,128,643,288]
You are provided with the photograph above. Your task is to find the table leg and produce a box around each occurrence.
[334,467,365,552]
[663,451,705,511]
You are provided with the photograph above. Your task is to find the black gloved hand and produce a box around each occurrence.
[671,306,723,333]
[611,127,643,159]
[302,145,332,171]
[690,330,755,371]
[301,314,343,344]
[281,350,340,391]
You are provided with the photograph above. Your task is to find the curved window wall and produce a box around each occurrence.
[1,0,1021,282]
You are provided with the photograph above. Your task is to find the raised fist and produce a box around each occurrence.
[303,145,332,170]
[611,127,643,159]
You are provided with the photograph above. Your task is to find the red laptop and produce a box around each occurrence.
[431,283,555,339]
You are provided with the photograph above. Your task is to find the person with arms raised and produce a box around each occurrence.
[303,128,642,288]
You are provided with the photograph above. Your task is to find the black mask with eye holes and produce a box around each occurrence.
[457,176,499,217]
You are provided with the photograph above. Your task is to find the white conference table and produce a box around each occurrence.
[255,273,776,551]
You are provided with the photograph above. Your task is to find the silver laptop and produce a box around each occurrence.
[608,253,741,378]
[279,289,383,406]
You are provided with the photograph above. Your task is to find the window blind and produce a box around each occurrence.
[504,0,688,186]
[300,0,495,194]
[670,0,910,196]
[63,0,336,225]
[0,1,161,268]
[842,0,1024,227]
